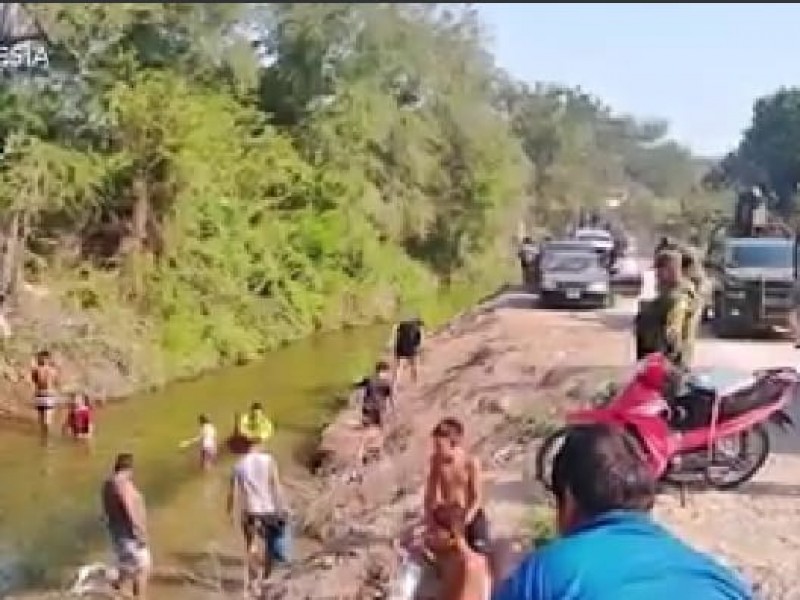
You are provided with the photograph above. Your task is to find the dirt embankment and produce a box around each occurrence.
[271,296,798,599]
[0,283,160,427]
[261,299,631,599]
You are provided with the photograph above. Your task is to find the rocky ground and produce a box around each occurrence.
[273,299,627,599]
[270,285,800,599]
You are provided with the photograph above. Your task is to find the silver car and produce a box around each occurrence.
[539,248,612,308]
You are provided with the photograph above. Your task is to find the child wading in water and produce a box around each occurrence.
[179,415,218,470]
[62,393,94,441]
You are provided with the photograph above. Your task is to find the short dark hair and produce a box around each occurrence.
[251,402,263,412]
[432,417,464,442]
[551,424,655,519]
[198,414,209,424]
[36,350,51,362]
[113,453,134,473]
[375,360,390,372]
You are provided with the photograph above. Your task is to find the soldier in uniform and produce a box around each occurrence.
[679,246,709,367]
[635,251,693,369]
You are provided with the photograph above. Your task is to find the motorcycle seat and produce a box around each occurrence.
[672,372,776,431]
[685,370,758,399]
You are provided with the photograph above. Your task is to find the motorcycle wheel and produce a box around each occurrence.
[534,427,569,492]
[703,424,770,490]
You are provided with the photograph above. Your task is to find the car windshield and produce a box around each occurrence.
[577,233,611,243]
[727,242,794,269]
[542,252,598,272]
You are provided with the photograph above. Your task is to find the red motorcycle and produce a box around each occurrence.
[536,353,799,490]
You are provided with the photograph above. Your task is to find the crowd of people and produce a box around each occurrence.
[27,292,759,599]
[349,307,754,598]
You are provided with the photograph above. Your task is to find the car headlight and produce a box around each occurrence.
[586,281,608,293]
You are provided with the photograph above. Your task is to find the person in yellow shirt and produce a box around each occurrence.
[237,402,274,444]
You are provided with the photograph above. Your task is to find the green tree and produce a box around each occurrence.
[716,87,800,214]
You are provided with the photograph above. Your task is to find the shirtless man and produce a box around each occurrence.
[424,418,490,554]
[101,453,151,598]
[30,350,60,440]
[426,503,491,600]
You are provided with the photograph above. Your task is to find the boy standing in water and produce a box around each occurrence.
[238,402,274,444]
[179,414,218,470]
[63,393,94,440]
[227,438,289,595]
[30,349,60,440]
[426,503,491,600]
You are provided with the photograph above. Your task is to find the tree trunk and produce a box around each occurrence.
[1,210,22,299]
[131,172,149,254]
[127,171,150,299]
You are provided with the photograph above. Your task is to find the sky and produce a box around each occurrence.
[477,3,800,158]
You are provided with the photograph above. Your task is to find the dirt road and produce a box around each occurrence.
[605,270,800,599]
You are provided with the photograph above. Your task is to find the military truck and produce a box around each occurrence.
[704,187,798,337]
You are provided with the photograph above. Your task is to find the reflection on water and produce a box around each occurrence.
[0,324,390,595]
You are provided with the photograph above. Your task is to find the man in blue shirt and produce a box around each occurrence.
[494,424,753,600]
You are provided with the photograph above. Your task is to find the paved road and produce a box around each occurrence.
[617,266,799,370]
[612,266,800,453]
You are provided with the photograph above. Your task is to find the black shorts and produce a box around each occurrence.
[394,345,419,360]
[242,513,286,547]
[361,407,383,428]
[466,509,490,554]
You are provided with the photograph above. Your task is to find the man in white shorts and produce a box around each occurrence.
[101,453,151,598]
[226,438,289,592]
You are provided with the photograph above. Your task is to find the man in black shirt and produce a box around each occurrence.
[354,361,393,465]
[393,317,424,386]
[355,361,394,428]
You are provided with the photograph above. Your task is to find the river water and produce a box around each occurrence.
[0,324,391,596]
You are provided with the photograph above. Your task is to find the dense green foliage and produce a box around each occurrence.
[711,87,800,217]
[0,3,711,378]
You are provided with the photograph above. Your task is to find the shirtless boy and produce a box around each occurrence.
[31,350,60,440]
[424,418,490,554]
[426,503,491,600]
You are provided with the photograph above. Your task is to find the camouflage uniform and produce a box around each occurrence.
[678,246,708,367]
[635,252,694,369]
